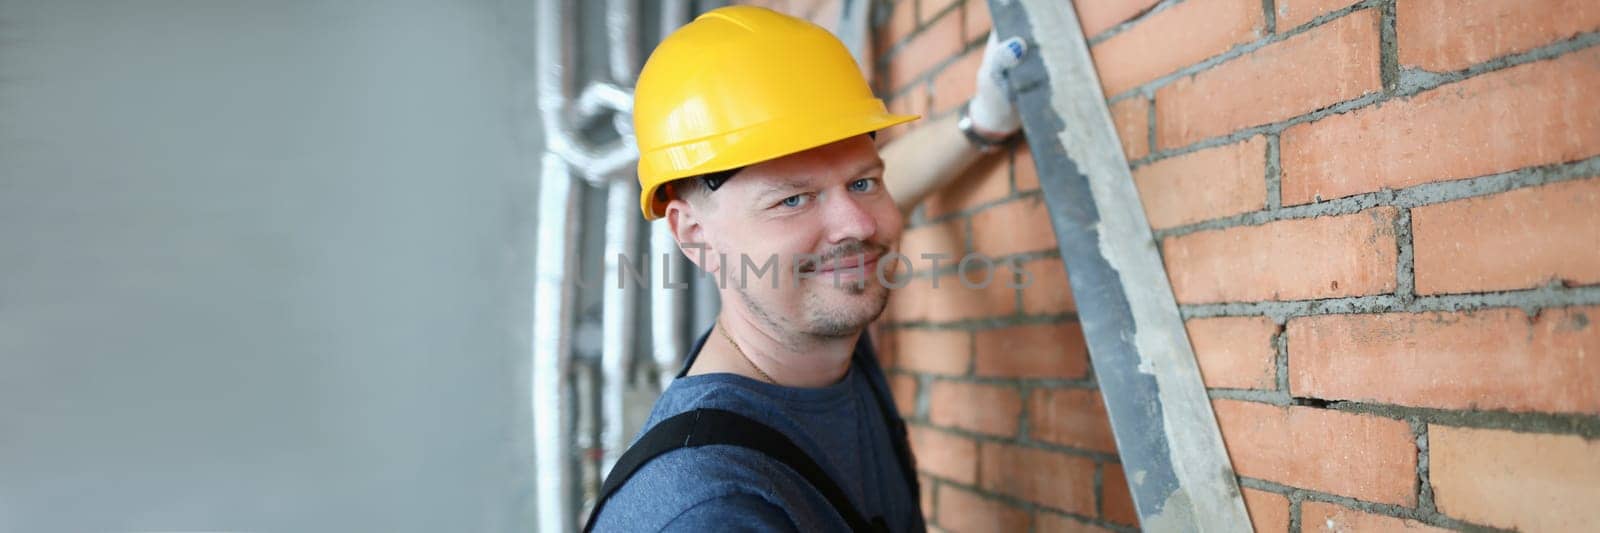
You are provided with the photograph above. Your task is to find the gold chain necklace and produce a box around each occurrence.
[716,319,777,385]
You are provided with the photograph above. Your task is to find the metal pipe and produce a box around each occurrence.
[532,153,582,533]
[535,0,575,138]
[605,0,639,90]
[661,0,690,38]
[596,0,643,482]
[649,224,686,391]
[536,0,661,528]
[532,2,578,530]
[650,0,692,391]
[542,121,636,186]
[536,0,638,186]
[574,82,634,121]
[534,0,632,529]
[599,180,639,478]
[605,0,640,143]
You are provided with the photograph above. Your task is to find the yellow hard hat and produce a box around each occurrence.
[633,6,920,220]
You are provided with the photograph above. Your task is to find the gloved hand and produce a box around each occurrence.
[967,32,1028,137]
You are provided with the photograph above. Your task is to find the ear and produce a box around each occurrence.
[666,197,718,275]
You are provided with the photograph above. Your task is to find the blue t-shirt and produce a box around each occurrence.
[588,330,924,532]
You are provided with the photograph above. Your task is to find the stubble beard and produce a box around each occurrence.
[732,275,892,341]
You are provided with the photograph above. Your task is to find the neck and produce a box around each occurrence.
[700,309,858,388]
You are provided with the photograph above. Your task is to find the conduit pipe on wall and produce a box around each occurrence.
[532,153,582,533]
[596,0,642,482]
[574,82,633,125]
[536,0,706,529]
[535,0,636,186]
[599,180,638,479]
[532,2,582,530]
[650,0,692,396]
[534,0,642,530]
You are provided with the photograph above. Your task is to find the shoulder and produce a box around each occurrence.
[659,492,795,532]
[589,444,838,532]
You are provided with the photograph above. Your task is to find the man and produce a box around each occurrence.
[587,6,1025,531]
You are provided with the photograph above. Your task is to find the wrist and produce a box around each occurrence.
[958,102,1013,153]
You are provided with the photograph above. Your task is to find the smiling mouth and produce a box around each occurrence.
[811,252,882,274]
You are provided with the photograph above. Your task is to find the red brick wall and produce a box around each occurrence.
[747,0,1598,531]
[870,1,1132,530]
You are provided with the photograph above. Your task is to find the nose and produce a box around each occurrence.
[822,189,879,244]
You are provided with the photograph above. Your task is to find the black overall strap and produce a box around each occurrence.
[584,408,881,533]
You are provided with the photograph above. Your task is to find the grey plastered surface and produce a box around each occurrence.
[988,0,1251,530]
[0,1,542,531]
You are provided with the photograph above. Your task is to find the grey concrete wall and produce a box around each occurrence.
[0,1,542,530]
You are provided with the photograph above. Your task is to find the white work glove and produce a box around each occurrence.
[967,32,1028,136]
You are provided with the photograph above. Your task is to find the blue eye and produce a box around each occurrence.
[780,194,808,208]
[849,178,877,192]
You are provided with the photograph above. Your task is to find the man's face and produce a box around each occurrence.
[670,134,904,339]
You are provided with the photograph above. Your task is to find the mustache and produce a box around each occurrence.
[798,240,889,272]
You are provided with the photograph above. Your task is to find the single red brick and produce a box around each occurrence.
[887,7,965,92]
[1014,143,1040,192]
[1162,208,1399,304]
[1110,97,1151,162]
[1020,258,1076,314]
[936,484,1033,533]
[963,0,992,43]
[1157,10,1381,149]
[894,328,971,375]
[1134,136,1268,230]
[890,268,1019,323]
[1091,0,1265,96]
[1242,488,1289,533]
[1430,425,1600,532]
[1028,388,1117,452]
[1280,47,1600,205]
[1397,0,1600,72]
[923,150,1011,219]
[1412,178,1600,295]
[1074,0,1163,38]
[1186,316,1279,390]
[909,424,979,484]
[1288,306,1600,414]
[929,381,1023,436]
[930,48,983,114]
[970,197,1059,257]
[976,323,1090,379]
[890,373,918,417]
[1212,399,1416,505]
[979,441,1097,515]
[897,219,966,271]
[1035,512,1116,533]
[926,271,1020,323]
[1275,0,1358,30]
[1101,464,1137,526]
